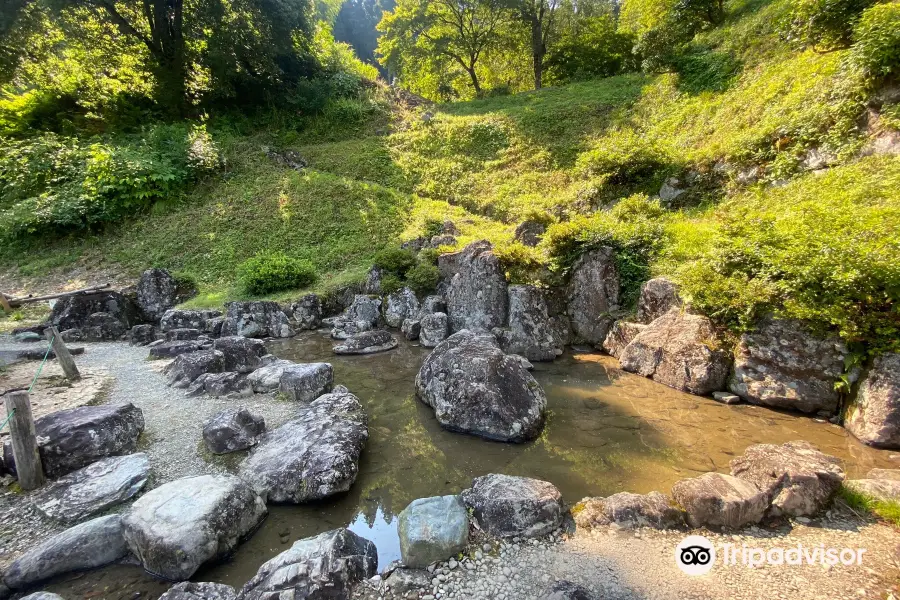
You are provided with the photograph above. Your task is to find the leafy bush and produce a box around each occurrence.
[847,2,900,80]
[406,262,440,295]
[787,0,876,49]
[576,129,671,189]
[373,247,417,277]
[237,252,316,295]
[544,17,635,85]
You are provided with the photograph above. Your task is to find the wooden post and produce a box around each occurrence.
[0,292,10,313]
[45,326,80,381]
[4,390,45,490]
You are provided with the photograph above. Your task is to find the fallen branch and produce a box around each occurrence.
[6,283,111,308]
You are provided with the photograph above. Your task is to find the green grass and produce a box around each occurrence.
[838,485,900,527]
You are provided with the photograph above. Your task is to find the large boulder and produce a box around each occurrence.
[213,336,267,373]
[444,241,508,334]
[63,312,128,342]
[574,492,684,530]
[129,324,159,346]
[401,318,421,341]
[186,372,253,398]
[419,295,447,317]
[203,408,266,454]
[247,357,296,393]
[279,363,333,402]
[291,294,323,330]
[419,312,449,348]
[222,301,293,338]
[619,308,730,395]
[635,277,681,324]
[845,353,900,448]
[165,328,201,341]
[385,288,420,329]
[30,453,150,522]
[601,321,646,358]
[3,515,128,590]
[239,390,368,503]
[330,295,382,339]
[333,330,398,355]
[159,582,237,600]
[398,495,469,568]
[164,349,225,388]
[493,285,562,361]
[461,474,563,538]
[136,268,178,322]
[235,528,376,600]
[49,291,141,333]
[122,475,267,580]
[729,318,849,414]
[415,330,547,442]
[29,403,144,478]
[671,472,768,529]
[846,478,900,502]
[149,340,203,359]
[160,309,222,333]
[566,247,619,345]
[730,441,844,517]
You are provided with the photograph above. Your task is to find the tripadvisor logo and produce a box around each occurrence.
[676,535,716,576]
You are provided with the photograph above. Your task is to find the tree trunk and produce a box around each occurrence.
[466,66,482,96]
[530,16,544,90]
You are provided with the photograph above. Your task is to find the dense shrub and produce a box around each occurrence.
[406,262,440,295]
[847,2,900,80]
[373,247,417,277]
[575,129,671,189]
[237,252,316,295]
[787,0,876,49]
[544,17,635,85]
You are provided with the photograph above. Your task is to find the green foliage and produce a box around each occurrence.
[544,16,635,84]
[405,262,440,294]
[847,2,900,80]
[672,47,742,93]
[373,247,417,276]
[786,0,876,49]
[238,252,317,295]
[838,485,900,526]
[576,128,671,188]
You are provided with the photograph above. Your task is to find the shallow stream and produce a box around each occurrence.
[41,332,895,598]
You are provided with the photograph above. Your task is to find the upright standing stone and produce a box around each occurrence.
[398,495,469,568]
[845,353,900,448]
[444,241,508,334]
[136,268,178,322]
[566,247,619,345]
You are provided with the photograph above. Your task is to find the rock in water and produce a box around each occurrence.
[419,312,449,348]
[213,336,267,373]
[385,288,420,328]
[461,474,563,538]
[3,515,128,590]
[729,317,849,414]
[330,295,382,339]
[602,320,646,358]
[444,241,508,334]
[542,581,597,600]
[730,441,844,517]
[122,475,267,580]
[671,472,768,529]
[239,391,368,503]
[292,294,323,330]
[401,318,421,340]
[279,363,333,402]
[574,492,684,530]
[30,453,150,522]
[415,330,547,442]
[493,285,562,361]
[30,403,144,479]
[333,330,398,355]
[136,268,178,322]
[222,301,293,338]
[635,277,681,324]
[845,353,900,448]
[21,593,66,600]
[160,309,222,332]
[236,528,376,599]
[159,582,237,600]
[619,308,730,395]
[203,408,266,454]
[566,247,619,345]
[398,495,469,568]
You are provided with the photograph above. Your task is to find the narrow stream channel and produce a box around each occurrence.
[41,332,895,598]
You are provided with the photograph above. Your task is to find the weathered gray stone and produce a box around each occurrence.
[292,294,322,330]
[514,220,546,247]
[602,320,646,358]
[385,288,420,329]
[658,177,685,204]
[333,330,398,355]
[730,441,844,517]
[729,318,849,414]
[419,312,449,348]
[3,515,128,590]
[203,408,266,454]
[149,340,203,359]
[493,285,562,361]
[159,582,237,600]
[868,468,900,481]
[122,475,267,580]
[21,593,66,600]
[279,363,333,402]
[566,247,619,345]
[384,568,430,595]
[66,312,127,341]
[416,330,547,442]
[462,474,563,538]
[330,295,382,339]
[401,318,421,340]
[542,581,597,600]
[619,308,730,395]
[213,336,267,373]
[186,372,253,398]
[636,278,681,324]
[444,241,508,334]
[239,391,368,503]
[846,478,900,502]
[136,268,178,322]
[164,349,225,388]
[713,392,742,404]
[165,328,201,341]
[129,324,158,346]
[671,472,768,529]
[419,295,446,317]
[50,291,141,333]
[398,495,469,568]
[574,492,684,530]
[235,528,376,600]
[222,301,293,338]
[160,309,222,333]
[247,358,296,393]
[846,353,900,448]
[31,453,150,522]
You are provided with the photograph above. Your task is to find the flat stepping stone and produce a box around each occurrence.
[332,330,398,355]
[31,453,150,523]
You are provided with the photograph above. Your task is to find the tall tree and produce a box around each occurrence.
[507,0,559,89]
[334,0,394,72]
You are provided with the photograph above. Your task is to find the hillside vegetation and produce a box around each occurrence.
[0,0,898,354]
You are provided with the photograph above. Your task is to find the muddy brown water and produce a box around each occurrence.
[39,332,895,598]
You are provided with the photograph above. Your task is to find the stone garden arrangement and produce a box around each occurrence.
[2,238,899,600]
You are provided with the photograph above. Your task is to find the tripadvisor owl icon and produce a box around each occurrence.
[676,535,716,576]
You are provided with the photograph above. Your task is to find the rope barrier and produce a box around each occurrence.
[28,334,55,393]
[0,408,14,432]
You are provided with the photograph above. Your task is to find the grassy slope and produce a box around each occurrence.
[0,0,896,320]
